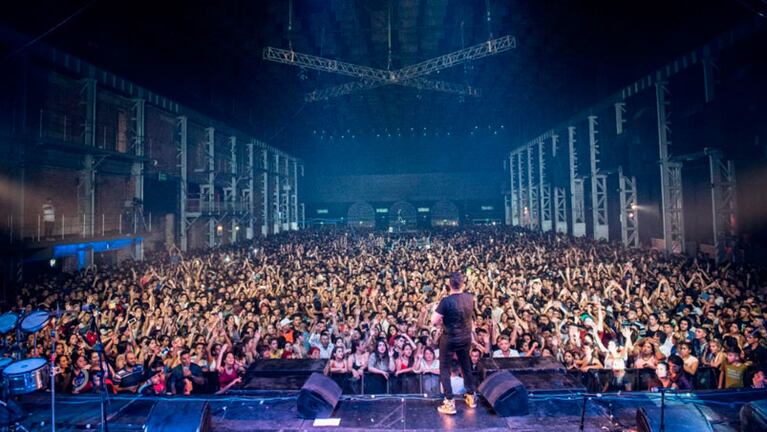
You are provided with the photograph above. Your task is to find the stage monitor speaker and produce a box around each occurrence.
[145,400,211,432]
[636,405,713,432]
[477,370,529,417]
[297,372,342,419]
[740,399,767,432]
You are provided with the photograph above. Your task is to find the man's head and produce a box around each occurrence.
[180,350,192,367]
[320,331,330,346]
[470,349,481,364]
[726,346,741,363]
[498,336,511,352]
[449,272,465,291]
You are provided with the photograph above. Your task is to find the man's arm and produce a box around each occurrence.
[431,311,443,327]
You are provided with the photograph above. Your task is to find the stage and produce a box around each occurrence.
[11,388,767,431]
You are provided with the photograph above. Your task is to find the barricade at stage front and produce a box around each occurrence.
[240,357,585,394]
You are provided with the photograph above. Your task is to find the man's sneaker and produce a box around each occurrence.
[437,398,457,415]
[464,393,477,409]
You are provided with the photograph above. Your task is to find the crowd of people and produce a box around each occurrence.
[6,227,767,396]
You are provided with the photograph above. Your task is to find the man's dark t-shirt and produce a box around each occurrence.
[436,292,475,346]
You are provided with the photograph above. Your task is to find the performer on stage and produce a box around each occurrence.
[431,271,477,415]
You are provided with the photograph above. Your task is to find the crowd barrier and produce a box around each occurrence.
[182,365,752,396]
[570,366,723,393]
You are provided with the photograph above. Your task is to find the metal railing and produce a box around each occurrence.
[570,366,723,393]
[4,211,152,244]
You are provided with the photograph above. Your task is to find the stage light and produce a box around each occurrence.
[49,259,56,268]
[235,225,240,231]
[631,203,638,210]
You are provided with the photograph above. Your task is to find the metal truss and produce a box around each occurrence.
[517,151,528,228]
[588,116,609,240]
[707,149,737,262]
[130,98,146,259]
[665,162,685,254]
[305,77,480,102]
[554,186,567,234]
[273,152,280,235]
[177,116,195,251]
[551,134,559,158]
[225,136,240,243]
[260,144,269,236]
[619,167,639,248]
[245,140,256,239]
[395,35,516,79]
[527,144,539,230]
[203,128,216,247]
[615,102,626,135]
[291,160,300,230]
[568,126,586,237]
[538,138,552,231]
[281,156,290,231]
[78,79,96,238]
[655,81,683,253]
[305,80,380,102]
[263,46,395,81]
[509,152,519,226]
[265,35,514,101]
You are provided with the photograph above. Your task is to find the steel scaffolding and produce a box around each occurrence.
[527,144,538,230]
[176,116,193,251]
[130,98,145,259]
[554,186,567,234]
[226,136,238,243]
[260,143,268,236]
[707,149,737,262]
[539,138,552,231]
[509,152,519,226]
[568,126,586,237]
[615,102,626,135]
[656,81,684,253]
[204,127,216,247]
[517,151,527,227]
[291,159,300,230]
[78,79,97,239]
[618,167,639,248]
[272,152,280,235]
[246,140,256,239]
[588,116,609,240]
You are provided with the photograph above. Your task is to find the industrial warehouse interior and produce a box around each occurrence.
[0,1,767,431]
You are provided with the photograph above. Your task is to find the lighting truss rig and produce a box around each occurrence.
[263,35,516,102]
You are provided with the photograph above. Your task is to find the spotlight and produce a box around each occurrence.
[631,203,637,210]
[49,259,56,268]
[235,225,240,231]
[217,225,223,232]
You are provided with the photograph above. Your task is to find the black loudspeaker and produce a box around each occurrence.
[636,405,713,432]
[297,372,342,419]
[740,399,767,432]
[145,400,211,432]
[477,370,529,417]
